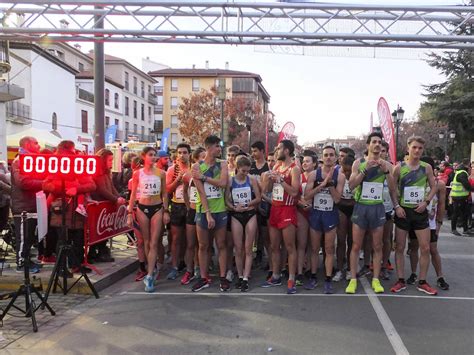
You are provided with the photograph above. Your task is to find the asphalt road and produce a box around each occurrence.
[2,225,474,355]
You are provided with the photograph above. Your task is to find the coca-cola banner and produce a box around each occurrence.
[377,97,397,163]
[86,201,131,246]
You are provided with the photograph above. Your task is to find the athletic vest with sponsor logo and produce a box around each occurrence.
[196,160,226,213]
[398,161,428,208]
[170,164,188,204]
[354,159,386,205]
[272,163,298,207]
[313,166,339,211]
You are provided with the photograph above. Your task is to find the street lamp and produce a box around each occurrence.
[438,129,456,160]
[245,103,253,153]
[392,105,405,161]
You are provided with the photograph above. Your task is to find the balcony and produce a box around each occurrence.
[78,88,94,103]
[154,105,163,114]
[6,101,31,124]
[148,93,157,105]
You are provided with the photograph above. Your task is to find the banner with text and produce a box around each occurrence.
[86,201,131,246]
[377,97,396,163]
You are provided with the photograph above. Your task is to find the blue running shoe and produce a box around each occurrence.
[261,277,282,288]
[287,280,297,294]
[324,280,334,294]
[144,275,155,293]
[167,267,178,280]
[304,278,318,290]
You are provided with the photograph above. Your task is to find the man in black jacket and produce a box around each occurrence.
[11,136,42,273]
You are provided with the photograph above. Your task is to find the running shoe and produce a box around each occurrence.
[287,280,297,294]
[144,275,155,293]
[135,270,147,282]
[324,281,334,294]
[295,274,304,286]
[406,273,417,285]
[345,279,357,294]
[226,270,235,282]
[220,277,231,292]
[261,277,282,288]
[180,271,195,285]
[241,279,249,293]
[417,282,438,295]
[390,280,407,293]
[357,265,371,278]
[452,230,462,236]
[345,270,352,281]
[235,277,243,289]
[191,277,210,292]
[304,277,318,290]
[167,267,178,280]
[372,278,384,293]
[380,268,390,281]
[332,270,343,282]
[437,277,450,290]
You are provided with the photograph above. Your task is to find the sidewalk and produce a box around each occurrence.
[0,234,138,295]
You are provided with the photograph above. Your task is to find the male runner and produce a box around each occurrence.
[191,135,230,292]
[261,140,301,294]
[346,132,395,294]
[390,136,438,295]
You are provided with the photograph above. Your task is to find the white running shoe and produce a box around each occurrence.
[332,270,343,282]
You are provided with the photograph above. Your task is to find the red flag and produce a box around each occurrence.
[377,97,396,163]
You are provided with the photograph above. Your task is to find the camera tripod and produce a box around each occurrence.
[0,212,55,332]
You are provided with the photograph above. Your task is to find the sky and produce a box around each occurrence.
[76,0,465,145]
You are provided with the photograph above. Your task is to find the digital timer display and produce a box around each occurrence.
[19,154,100,177]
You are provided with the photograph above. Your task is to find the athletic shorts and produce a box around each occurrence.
[269,205,297,229]
[351,203,386,230]
[409,229,438,243]
[170,202,187,226]
[186,208,196,226]
[309,208,339,232]
[195,211,228,230]
[337,203,354,219]
[394,207,429,231]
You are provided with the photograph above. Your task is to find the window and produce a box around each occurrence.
[125,97,129,116]
[148,106,152,120]
[105,116,110,128]
[141,81,145,98]
[148,85,151,94]
[133,77,137,95]
[81,110,88,133]
[171,133,178,146]
[192,79,200,91]
[133,100,137,118]
[115,119,119,127]
[114,93,119,109]
[171,79,178,91]
[141,126,145,137]
[125,121,129,133]
[171,115,178,128]
[133,124,138,133]
[124,72,129,90]
[52,112,57,130]
[105,89,110,106]
[141,103,145,121]
[171,97,178,109]
[78,62,84,72]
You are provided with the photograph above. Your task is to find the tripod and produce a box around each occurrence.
[42,184,99,302]
[0,212,55,332]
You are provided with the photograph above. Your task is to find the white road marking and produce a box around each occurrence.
[440,254,474,260]
[121,291,474,300]
[360,278,409,355]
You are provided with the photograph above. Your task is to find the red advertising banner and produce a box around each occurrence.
[85,201,132,246]
[377,97,397,163]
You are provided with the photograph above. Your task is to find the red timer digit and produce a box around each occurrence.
[20,154,100,177]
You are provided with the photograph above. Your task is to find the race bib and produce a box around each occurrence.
[204,182,222,199]
[361,182,383,201]
[232,186,251,206]
[403,186,425,205]
[272,183,284,202]
[141,176,161,196]
[342,180,353,199]
[175,185,184,201]
[189,186,198,203]
[313,189,334,211]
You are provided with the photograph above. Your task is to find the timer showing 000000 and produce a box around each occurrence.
[20,155,99,176]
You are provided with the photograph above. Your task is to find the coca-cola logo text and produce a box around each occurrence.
[97,204,129,236]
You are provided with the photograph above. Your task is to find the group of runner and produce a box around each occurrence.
[126,132,451,296]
